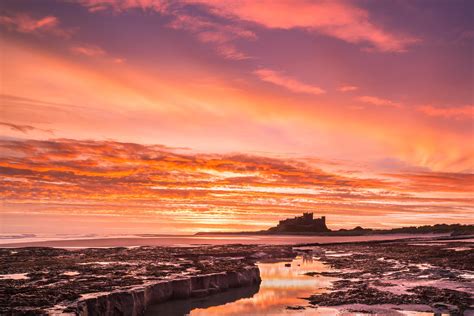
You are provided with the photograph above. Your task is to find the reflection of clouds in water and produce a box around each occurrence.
[190,256,336,315]
[303,252,313,263]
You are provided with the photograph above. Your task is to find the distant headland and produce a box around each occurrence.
[196,213,474,236]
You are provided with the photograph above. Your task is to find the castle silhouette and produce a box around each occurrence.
[268,213,330,233]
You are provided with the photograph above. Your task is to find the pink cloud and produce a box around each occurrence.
[70,44,106,57]
[188,0,417,52]
[357,95,402,108]
[78,0,169,13]
[254,68,325,95]
[338,85,358,92]
[76,1,416,53]
[169,14,256,40]
[70,44,126,63]
[168,13,254,60]
[113,57,126,64]
[215,45,250,60]
[417,105,474,120]
[79,0,254,61]
[0,13,71,38]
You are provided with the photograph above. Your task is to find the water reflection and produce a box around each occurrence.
[145,284,260,316]
[145,255,334,315]
[146,253,447,315]
[190,255,336,315]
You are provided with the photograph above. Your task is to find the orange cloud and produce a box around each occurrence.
[70,44,106,57]
[113,57,126,64]
[357,95,403,108]
[70,44,126,64]
[1,138,472,232]
[254,68,325,95]
[417,105,474,120]
[0,13,71,38]
[339,85,358,92]
[383,172,474,193]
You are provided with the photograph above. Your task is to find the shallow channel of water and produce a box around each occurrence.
[146,254,444,315]
[146,254,340,315]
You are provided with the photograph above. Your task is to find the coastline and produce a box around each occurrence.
[0,233,452,248]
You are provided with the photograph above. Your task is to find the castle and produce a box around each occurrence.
[268,213,330,233]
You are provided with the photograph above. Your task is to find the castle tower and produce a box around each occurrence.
[302,212,313,221]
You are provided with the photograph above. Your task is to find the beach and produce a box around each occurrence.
[1,234,473,315]
[0,233,451,248]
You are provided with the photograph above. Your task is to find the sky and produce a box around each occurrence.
[0,0,473,234]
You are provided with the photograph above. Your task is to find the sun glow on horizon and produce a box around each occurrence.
[0,0,473,234]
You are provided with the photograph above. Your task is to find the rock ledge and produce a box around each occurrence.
[77,266,261,315]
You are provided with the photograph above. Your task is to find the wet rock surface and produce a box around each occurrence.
[301,239,474,314]
[0,245,294,315]
[3,238,473,315]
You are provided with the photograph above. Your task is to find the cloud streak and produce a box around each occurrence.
[167,13,255,60]
[417,105,474,120]
[0,12,71,37]
[70,44,106,57]
[75,0,417,62]
[77,0,169,12]
[188,0,417,52]
[254,68,325,95]
[339,85,358,92]
[357,95,403,108]
[77,0,254,60]
[1,138,472,231]
[0,122,53,134]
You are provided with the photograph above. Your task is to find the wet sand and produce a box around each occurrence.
[0,233,448,248]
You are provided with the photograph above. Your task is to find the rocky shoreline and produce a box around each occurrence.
[76,267,260,315]
[2,237,473,315]
[0,245,294,315]
[297,239,474,314]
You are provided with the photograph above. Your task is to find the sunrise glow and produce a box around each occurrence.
[1,0,473,234]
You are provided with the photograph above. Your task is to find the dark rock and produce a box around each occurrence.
[286,305,305,310]
[1,245,279,315]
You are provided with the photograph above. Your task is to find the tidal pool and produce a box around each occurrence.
[146,253,450,315]
[0,273,29,280]
[146,254,339,315]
